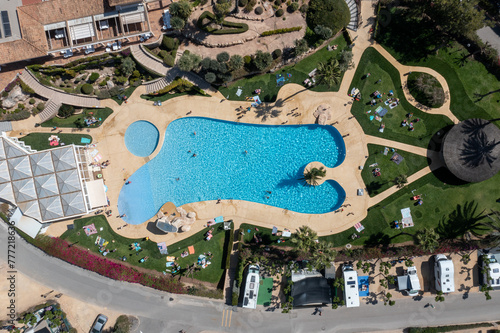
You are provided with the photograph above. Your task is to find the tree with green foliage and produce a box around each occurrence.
[171,16,186,30]
[214,0,232,21]
[316,57,341,87]
[293,39,309,57]
[205,72,217,83]
[217,51,230,63]
[306,0,350,35]
[121,57,136,77]
[291,225,318,251]
[228,54,244,71]
[170,0,192,20]
[301,166,326,186]
[338,50,354,72]
[314,25,333,40]
[176,52,202,72]
[393,174,408,188]
[416,228,439,253]
[253,51,273,71]
[113,315,131,333]
[405,0,485,41]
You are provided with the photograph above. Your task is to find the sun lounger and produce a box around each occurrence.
[188,245,195,255]
[166,256,176,261]
[375,106,383,113]
[354,222,365,232]
[214,216,224,223]
[166,261,175,267]
[95,235,101,245]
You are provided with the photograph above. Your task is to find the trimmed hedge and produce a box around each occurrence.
[150,78,193,96]
[81,83,93,95]
[261,26,302,36]
[224,225,235,269]
[88,72,99,83]
[197,11,248,35]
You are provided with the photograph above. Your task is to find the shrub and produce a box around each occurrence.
[176,52,202,72]
[288,2,299,12]
[18,103,25,110]
[294,38,309,56]
[37,103,45,111]
[114,76,128,85]
[5,109,30,121]
[307,0,350,35]
[229,54,244,71]
[314,25,333,39]
[276,8,284,16]
[81,83,93,95]
[162,36,176,50]
[163,54,175,67]
[272,48,282,59]
[99,80,108,87]
[205,72,217,83]
[170,1,192,20]
[29,98,36,105]
[132,70,141,79]
[171,16,186,30]
[113,315,131,333]
[58,104,75,118]
[255,6,263,14]
[253,51,273,71]
[88,72,99,83]
[299,4,308,13]
[274,0,282,5]
[201,57,212,69]
[261,26,302,36]
[19,80,35,94]
[244,0,257,12]
[217,52,230,63]
[158,50,168,59]
[121,57,136,77]
[243,55,252,64]
[239,0,248,6]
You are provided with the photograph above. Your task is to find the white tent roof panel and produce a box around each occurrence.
[51,147,77,171]
[39,196,64,221]
[4,140,27,159]
[61,192,86,216]
[56,169,81,194]
[0,160,10,183]
[17,200,42,221]
[12,178,37,203]
[8,156,32,180]
[30,151,54,176]
[34,174,59,199]
[86,179,107,209]
[0,182,15,204]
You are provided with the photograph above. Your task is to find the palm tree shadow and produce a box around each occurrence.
[436,201,489,240]
[276,167,305,189]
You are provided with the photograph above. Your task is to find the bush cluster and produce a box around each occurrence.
[276,8,284,17]
[88,72,99,83]
[58,104,75,118]
[261,26,302,36]
[81,83,94,95]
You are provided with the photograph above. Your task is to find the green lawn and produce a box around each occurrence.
[376,7,500,121]
[320,169,500,247]
[20,133,92,151]
[257,278,274,306]
[349,47,453,148]
[111,86,139,105]
[361,144,429,197]
[60,215,226,284]
[41,107,113,128]
[239,223,289,247]
[218,35,348,103]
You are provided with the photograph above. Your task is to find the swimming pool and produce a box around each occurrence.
[118,117,346,224]
[124,120,159,157]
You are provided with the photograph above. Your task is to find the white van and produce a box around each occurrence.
[342,264,360,307]
[434,254,455,293]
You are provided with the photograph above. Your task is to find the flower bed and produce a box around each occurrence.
[36,236,185,294]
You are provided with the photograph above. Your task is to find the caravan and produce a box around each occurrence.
[343,264,360,307]
[434,254,455,293]
[242,265,260,309]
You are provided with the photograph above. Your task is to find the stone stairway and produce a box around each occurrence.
[37,99,61,123]
[131,45,170,76]
[20,69,100,108]
[144,77,169,94]
[345,0,359,31]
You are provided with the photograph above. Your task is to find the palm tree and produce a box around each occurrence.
[316,57,342,88]
[416,228,439,253]
[301,167,326,186]
[483,210,500,248]
[291,225,318,252]
[393,174,408,188]
[311,241,336,270]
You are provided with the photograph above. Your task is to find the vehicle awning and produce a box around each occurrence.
[397,275,408,291]
[10,207,43,238]
[85,179,107,209]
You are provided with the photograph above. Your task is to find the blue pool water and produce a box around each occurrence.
[124,121,159,157]
[118,117,346,224]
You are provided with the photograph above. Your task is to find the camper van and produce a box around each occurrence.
[342,264,360,308]
[242,265,260,309]
[434,254,455,293]
[398,266,421,296]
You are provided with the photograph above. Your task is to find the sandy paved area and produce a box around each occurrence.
[0,261,121,332]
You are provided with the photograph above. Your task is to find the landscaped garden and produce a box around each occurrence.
[60,215,228,285]
[41,107,113,128]
[349,47,453,148]
[219,35,349,102]
[27,51,159,100]
[361,144,429,197]
[20,133,93,151]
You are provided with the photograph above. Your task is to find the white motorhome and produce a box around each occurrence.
[342,264,359,308]
[434,254,455,293]
[482,254,500,289]
[242,265,260,309]
[398,266,421,296]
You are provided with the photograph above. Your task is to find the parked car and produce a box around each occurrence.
[434,254,455,293]
[90,314,108,333]
[481,254,500,288]
[397,266,421,296]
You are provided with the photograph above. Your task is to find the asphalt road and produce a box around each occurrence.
[1,224,500,333]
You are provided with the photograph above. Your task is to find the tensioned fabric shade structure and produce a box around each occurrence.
[0,136,92,223]
[70,23,95,41]
[122,12,145,25]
